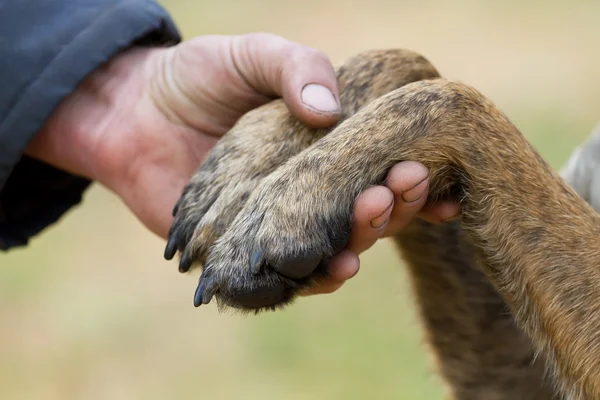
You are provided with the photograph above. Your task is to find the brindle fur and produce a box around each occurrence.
[165,49,600,399]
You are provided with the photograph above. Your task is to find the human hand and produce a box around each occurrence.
[25,33,460,295]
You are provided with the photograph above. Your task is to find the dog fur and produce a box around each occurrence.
[165,49,600,399]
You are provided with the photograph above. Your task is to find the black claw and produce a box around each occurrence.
[179,249,194,273]
[172,196,183,217]
[194,269,215,307]
[164,235,178,260]
[193,281,204,307]
[274,252,321,279]
[250,250,263,274]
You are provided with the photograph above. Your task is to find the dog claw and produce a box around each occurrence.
[250,250,263,274]
[194,269,216,307]
[194,282,204,307]
[179,249,194,273]
[172,196,184,217]
[164,235,178,260]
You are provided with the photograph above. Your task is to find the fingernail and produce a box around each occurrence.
[370,201,394,229]
[401,178,428,203]
[345,265,360,280]
[301,84,340,114]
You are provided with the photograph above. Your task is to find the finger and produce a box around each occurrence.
[418,200,462,224]
[300,250,359,296]
[230,33,341,128]
[346,186,395,254]
[301,281,344,296]
[382,161,430,236]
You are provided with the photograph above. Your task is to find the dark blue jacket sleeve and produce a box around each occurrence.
[0,0,181,250]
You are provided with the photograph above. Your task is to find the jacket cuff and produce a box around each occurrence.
[0,0,181,250]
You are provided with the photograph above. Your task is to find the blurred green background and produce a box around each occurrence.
[2,1,600,399]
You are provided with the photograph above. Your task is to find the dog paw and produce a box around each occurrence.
[195,164,354,311]
[164,137,266,273]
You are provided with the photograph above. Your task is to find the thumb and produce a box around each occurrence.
[150,34,341,134]
[229,33,341,128]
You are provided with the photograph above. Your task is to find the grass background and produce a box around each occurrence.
[2,1,600,399]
